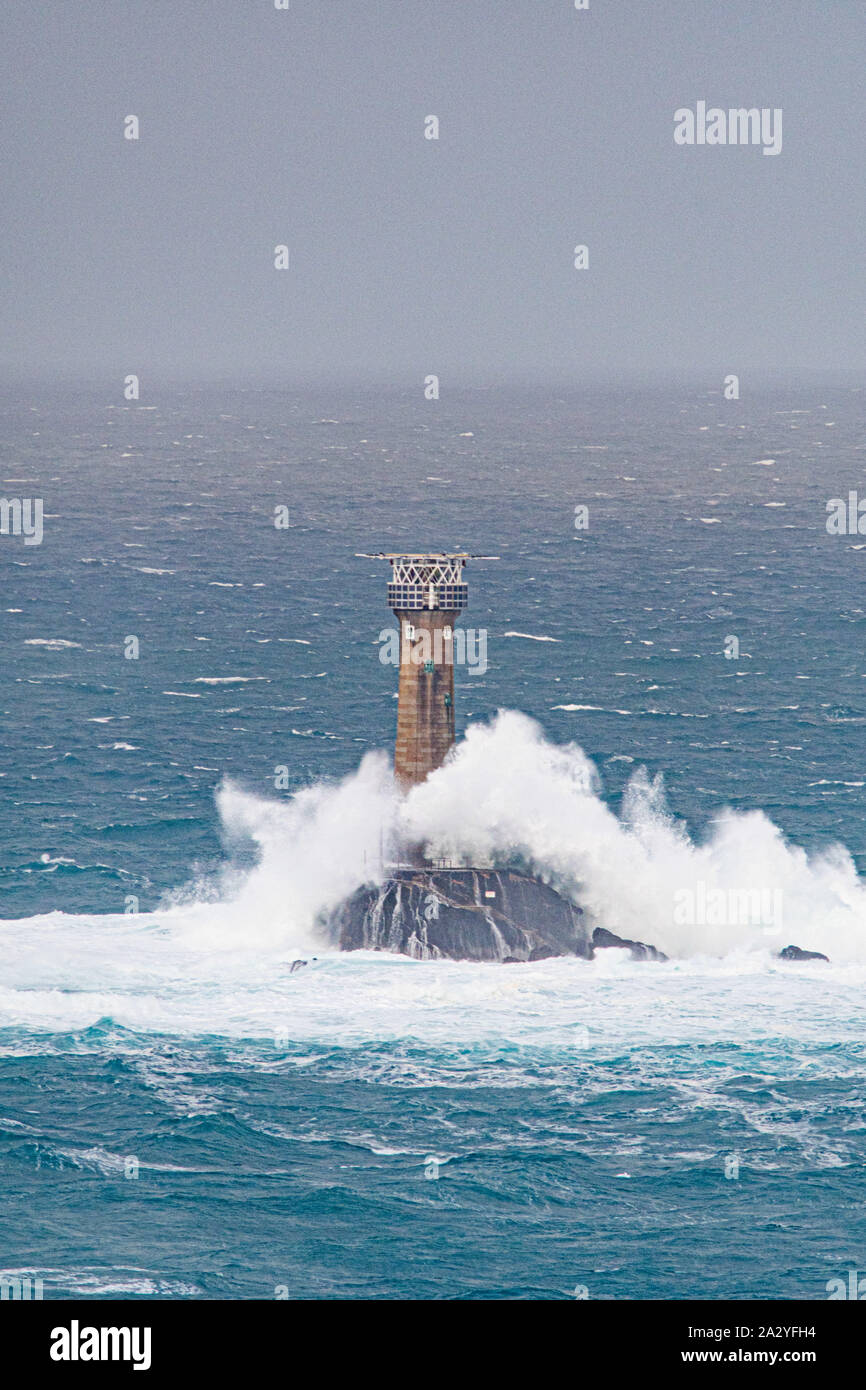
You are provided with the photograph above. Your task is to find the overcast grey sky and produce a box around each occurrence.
[2,1,864,383]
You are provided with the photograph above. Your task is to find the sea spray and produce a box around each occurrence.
[205,752,399,948]
[161,709,866,962]
[400,711,866,960]
[2,708,866,1038]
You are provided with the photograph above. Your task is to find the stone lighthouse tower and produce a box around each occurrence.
[330,551,593,960]
[384,553,469,788]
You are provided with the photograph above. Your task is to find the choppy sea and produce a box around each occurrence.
[2,381,866,1299]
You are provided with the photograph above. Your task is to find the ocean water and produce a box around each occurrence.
[2,380,866,1300]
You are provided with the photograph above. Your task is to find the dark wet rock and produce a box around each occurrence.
[327,867,591,962]
[592,927,668,962]
[779,944,829,962]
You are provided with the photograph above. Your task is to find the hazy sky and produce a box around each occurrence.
[2,1,864,382]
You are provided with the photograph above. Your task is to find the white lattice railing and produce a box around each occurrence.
[388,554,467,586]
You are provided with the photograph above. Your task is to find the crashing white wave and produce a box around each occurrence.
[397,711,865,961]
[2,710,866,1040]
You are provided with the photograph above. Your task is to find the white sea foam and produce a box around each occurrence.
[552,704,632,714]
[2,711,866,1042]
[24,639,81,650]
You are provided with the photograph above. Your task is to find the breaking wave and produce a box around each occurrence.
[2,710,866,1042]
[199,709,866,962]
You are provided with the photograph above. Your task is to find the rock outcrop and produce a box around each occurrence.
[779,944,829,962]
[592,926,668,962]
[327,867,591,962]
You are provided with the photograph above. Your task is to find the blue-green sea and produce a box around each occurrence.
[2,381,866,1299]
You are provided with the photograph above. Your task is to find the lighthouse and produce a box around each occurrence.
[358,551,475,787]
[330,550,593,960]
[327,551,665,963]
[386,552,468,787]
